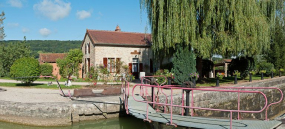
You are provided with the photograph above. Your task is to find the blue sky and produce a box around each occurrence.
[0,0,150,40]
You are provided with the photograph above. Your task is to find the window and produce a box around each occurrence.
[85,42,90,54]
[103,57,121,73]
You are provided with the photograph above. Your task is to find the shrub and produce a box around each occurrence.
[10,57,40,85]
[40,63,53,76]
[257,62,274,76]
[154,69,174,85]
[171,46,196,84]
[85,66,99,85]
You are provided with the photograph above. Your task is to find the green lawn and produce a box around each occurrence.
[0,82,82,89]
[196,75,276,87]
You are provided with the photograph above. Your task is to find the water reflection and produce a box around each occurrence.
[0,116,191,129]
[0,116,151,129]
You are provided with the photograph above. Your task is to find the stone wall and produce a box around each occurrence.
[159,77,285,120]
[0,100,122,126]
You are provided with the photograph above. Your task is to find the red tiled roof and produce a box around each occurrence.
[39,53,67,63]
[85,29,152,46]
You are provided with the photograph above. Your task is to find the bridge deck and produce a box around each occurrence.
[128,95,282,129]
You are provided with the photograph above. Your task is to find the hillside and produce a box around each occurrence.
[0,40,82,58]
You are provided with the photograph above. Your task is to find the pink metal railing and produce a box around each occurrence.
[196,86,284,120]
[121,78,130,114]
[140,76,168,110]
[132,84,269,129]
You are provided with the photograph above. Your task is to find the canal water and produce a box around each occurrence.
[0,116,189,129]
[0,116,150,129]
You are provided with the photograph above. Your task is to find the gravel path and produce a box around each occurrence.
[0,87,72,103]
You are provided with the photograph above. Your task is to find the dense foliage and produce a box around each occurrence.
[0,40,81,58]
[266,17,285,70]
[140,0,279,58]
[171,46,196,84]
[256,62,274,76]
[40,63,53,76]
[56,49,83,79]
[10,57,40,85]
[0,37,31,76]
[228,57,254,79]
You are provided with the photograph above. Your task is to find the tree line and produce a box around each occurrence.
[0,40,81,58]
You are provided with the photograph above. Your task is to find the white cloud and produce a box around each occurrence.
[7,0,23,8]
[22,27,29,33]
[7,23,19,28]
[33,0,71,21]
[39,28,51,37]
[76,10,91,20]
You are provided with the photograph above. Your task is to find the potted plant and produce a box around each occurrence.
[260,70,266,80]
[164,69,174,85]
[271,69,276,78]
[233,70,240,84]
[189,72,199,86]
[249,71,256,82]
[165,71,174,85]
[216,73,224,87]
[279,68,284,77]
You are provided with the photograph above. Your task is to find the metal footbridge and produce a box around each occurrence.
[121,76,283,129]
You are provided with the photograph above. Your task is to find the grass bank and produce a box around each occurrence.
[0,82,82,89]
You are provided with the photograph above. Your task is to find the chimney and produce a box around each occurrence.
[115,25,121,32]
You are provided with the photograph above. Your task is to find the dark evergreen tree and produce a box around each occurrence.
[171,46,196,84]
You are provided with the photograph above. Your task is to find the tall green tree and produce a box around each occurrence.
[0,36,31,76]
[56,49,83,79]
[0,11,5,40]
[140,0,278,58]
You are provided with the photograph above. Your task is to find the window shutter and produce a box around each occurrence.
[139,63,143,72]
[116,58,121,74]
[103,58,107,68]
[129,63,132,73]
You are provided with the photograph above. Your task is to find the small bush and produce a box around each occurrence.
[40,63,53,76]
[257,62,274,76]
[10,57,40,85]
[154,69,173,85]
[85,66,99,85]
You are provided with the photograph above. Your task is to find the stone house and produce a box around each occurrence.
[81,26,153,79]
[39,53,83,80]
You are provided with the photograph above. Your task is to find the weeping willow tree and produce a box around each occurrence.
[140,0,281,58]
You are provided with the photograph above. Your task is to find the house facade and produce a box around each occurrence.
[81,26,153,79]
